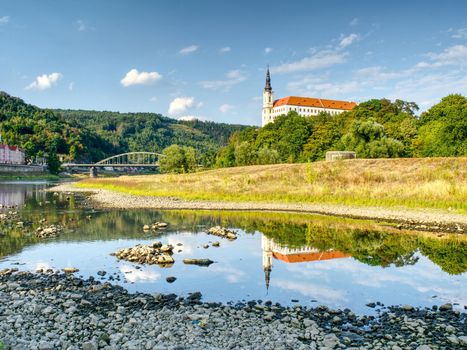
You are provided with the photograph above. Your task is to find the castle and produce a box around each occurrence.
[262,68,357,126]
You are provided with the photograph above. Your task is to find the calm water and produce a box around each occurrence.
[1,181,466,314]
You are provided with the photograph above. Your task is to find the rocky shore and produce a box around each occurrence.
[48,183,467,233]
[0,270,465,350]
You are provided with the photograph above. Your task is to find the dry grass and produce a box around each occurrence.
[78,157,467,212]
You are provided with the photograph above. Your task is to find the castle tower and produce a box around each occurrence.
[262,235,273,290]
[262,67,273,126]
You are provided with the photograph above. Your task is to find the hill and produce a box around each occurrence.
[0,91,250,169]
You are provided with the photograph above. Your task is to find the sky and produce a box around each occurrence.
[1,0,467,126]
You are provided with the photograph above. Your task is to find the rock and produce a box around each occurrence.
[439,303,453,311]
[212,241,220,247]
[447,335,459,345]
[203,244,209,249]
[366,302,376,308]
[183,259,214,266]
[207,226,237,240]
[35,224,63,238]
[63,267,79,274]
[156,222,168,228]
[416,346,431,350]
[97,271,107,276]
[143,225,150,231]
[38,341,54,350]
[82,342,97,350]
[458,336,467,346]
[166,277,176,283]
[401,305,414,311]
[112,242,174,265]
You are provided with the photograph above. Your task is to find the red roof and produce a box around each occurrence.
[0,144,24,152]
[272,250,351,263]
[273,96,357,110]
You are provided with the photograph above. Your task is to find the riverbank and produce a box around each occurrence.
[76,158,467,212]
[0,270,465,349]
[50,182,467,233]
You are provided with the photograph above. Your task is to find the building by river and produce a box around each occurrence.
[262,68,357,126]
[0,144,25,165]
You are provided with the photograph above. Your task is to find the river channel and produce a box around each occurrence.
[0,181,466,314]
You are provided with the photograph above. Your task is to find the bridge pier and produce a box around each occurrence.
[89,167,98,178]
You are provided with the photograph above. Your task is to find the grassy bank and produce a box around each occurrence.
[78,157,467,212]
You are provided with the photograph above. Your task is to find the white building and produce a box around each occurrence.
[262,68,357,126]
[0,144,26,165]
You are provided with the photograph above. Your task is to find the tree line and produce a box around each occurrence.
[0,91,465,174]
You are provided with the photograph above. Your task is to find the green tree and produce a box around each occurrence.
[338,119,404,158]
[413,94,467,157]
[159,145,197,173]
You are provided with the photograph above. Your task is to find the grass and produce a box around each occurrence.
[77,157,467,212]
[0,173,61,181]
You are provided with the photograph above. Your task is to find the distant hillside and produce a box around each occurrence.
[53,109,249,165]
[0,91,250,168]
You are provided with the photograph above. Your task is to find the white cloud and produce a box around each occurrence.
[177,115,207,122]
[200,69,247,90]
[339,33,360,48]
[426,44,467,66]
[452,28,467,39]
[25,72,63,90]
[264,47,272,54]
[219,104,234,113]
[120,68,162,87]
[288,76,361,97]
[179,45,199,55]
[75,19,87,31]
[0,16,9,25]
[349,18,359,26]
[168,96,196,115]
[220,46,231,53]
[68,82,74,91]
[271,50,347,74]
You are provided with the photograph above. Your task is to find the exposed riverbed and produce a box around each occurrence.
[0,181,466,348]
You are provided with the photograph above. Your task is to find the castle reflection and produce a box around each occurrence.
[262,236,351,289]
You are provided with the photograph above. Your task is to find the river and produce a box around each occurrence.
[0,181,466,314]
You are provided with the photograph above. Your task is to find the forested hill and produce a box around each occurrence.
[53,109,248,164]
[0,91,250,168]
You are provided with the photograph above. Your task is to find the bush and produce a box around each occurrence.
[159,145,197,173]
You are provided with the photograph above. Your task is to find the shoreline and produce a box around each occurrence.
[0,270,465,349]
[49,183,467,233]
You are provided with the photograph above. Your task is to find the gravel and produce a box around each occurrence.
[0,270,465,349]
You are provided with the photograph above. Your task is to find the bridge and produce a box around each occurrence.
[62,152,164,177]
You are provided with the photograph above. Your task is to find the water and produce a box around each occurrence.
[1,181,466,314]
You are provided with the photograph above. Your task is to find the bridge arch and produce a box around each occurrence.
[95,152,164,166]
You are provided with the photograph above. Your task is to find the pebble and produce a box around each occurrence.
[0,271,465,350]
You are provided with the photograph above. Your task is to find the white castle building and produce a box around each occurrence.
[262,68,357,126]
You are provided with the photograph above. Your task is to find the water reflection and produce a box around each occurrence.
[0,182,466,313]
[262,235,351,289]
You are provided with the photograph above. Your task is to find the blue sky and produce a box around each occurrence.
[1,0,467,125]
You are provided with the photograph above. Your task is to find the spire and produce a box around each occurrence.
[264,66,272,92]
[264,266,271,291]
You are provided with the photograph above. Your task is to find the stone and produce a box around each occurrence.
[212,241,220,247]
[416,345,431,350]
[82,342,97,350]
[166,276,177,283]
[439,303,453,311]
[402,305,414,311]
[183,259,214,266]
[143,225,150,231]
[447,335,459,345]
[458,336,467,346]
[63,267,79,274]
